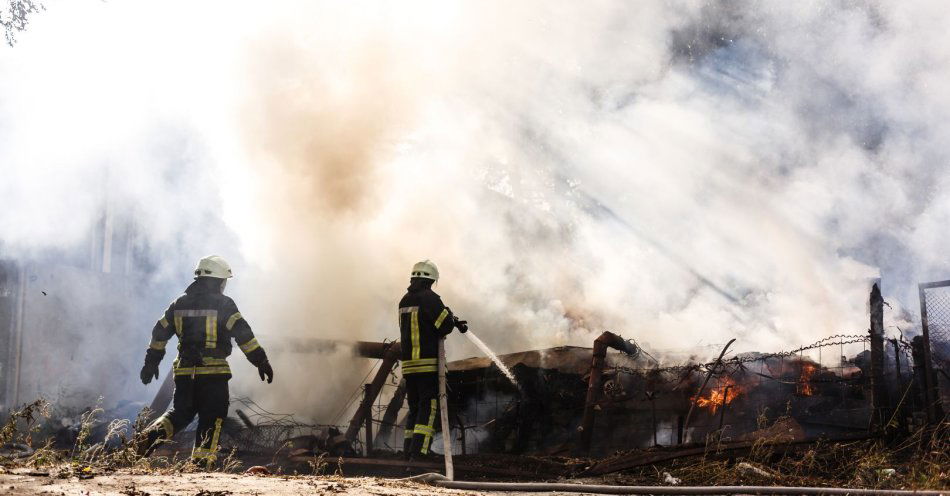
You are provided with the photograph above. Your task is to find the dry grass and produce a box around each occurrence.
[609,420,949,490]
[2,398,947,490]
[0,398,243,478]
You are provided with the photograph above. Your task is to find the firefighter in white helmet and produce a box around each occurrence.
[138,255,274,467]
[398,259,467,460]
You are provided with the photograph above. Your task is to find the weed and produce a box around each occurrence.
[308,452,328,475]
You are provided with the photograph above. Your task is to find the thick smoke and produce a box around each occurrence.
[2,1,950,419]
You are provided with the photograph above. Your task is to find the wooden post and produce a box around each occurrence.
[438,338,454,480]
[345,342,400,442]
[649,392,657,447]
[718,385,731,433]
[676,415,684,445]
[363,384,374,455]
[869,282,890,431]
[890,338,906,434]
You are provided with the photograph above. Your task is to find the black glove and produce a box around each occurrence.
[453,315,468,333]
[257,360,274,383]
[140,363,159,385]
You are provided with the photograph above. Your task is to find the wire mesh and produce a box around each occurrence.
[919,283,950,420]
[921,285,950,371]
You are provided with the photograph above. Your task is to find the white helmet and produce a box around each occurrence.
[411,259,439,281]
[194,255,233,279]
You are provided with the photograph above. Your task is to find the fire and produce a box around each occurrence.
[693,377,741,413]
[797,362,817,396]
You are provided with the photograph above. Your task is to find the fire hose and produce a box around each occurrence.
[405,473,947,495]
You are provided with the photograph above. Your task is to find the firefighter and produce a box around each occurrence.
[138,255,274,467]
[398,259,467,460]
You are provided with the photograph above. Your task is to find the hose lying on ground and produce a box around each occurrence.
[403,473,947,495]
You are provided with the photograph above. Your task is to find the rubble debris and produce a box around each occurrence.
[878,468,897,480]
[736,417,806,443]
[285,455,556,478]
[284,428,354,457]
[244,465,270,475]
[0,442,33,459]
[736,462,774,479]
[661,471,681,485]
[235,409,255,429]
[582,432,873,476]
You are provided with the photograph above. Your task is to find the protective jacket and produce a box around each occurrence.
[398,278,455,375]
[145,277,268,377]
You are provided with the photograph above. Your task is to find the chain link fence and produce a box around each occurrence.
[920,284,950,370]
[917,281,950,423]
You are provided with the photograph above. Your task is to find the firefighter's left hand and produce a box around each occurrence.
[258,360,274,384]
[453,316,468,333]
[140,363,159,385]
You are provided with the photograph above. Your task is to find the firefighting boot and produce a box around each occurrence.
[135,426,165,457]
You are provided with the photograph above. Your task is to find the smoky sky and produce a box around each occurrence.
[2,1,949,418]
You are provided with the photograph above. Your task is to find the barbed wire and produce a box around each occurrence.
[608,334,872,379]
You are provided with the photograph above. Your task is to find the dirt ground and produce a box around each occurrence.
[0,470,492,496]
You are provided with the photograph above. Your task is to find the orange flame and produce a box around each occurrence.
[693,377,741,413]
[797,362,817,396]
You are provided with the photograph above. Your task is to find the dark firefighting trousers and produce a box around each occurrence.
[143,375,229,464]
[403,373,439,459]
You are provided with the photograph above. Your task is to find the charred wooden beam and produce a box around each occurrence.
[363,384,374,454]
[344,341,401,442]
[375,379,406,449]
[355,341,401,359]
[235,409,255,428]
[265,338,401,359]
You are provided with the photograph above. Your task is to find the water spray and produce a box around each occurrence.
[464,330,522,392]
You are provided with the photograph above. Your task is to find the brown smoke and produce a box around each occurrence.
[229,20,439,420]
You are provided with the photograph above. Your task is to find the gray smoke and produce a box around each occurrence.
[1,1,949,420]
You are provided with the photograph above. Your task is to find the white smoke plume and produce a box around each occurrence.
[2,1,950,419]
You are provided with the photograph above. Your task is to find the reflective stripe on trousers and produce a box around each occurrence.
[414,398,438,454]
[193,417,223,462]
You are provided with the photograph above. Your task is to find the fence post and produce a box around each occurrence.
[717,385,731,434]
[363,384,374,455]
[676,415,684,445]
[647,392,657,447]
[889,338,907,434]
[869,282,890,431]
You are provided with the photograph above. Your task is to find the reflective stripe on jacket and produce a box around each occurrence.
[147,277,267,377]
[398,278,455,375]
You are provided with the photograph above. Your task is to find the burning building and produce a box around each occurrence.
[320,331,885,460]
